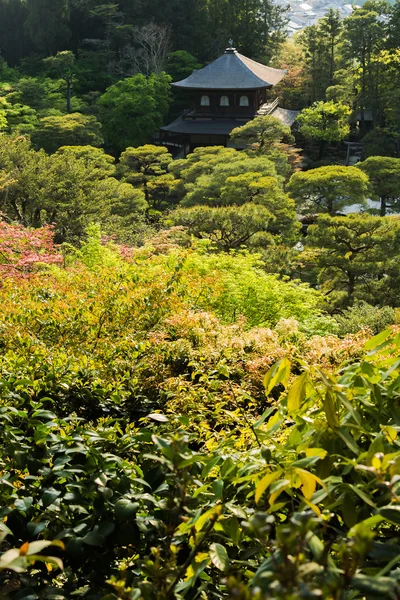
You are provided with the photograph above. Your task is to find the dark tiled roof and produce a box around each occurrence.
[172,48,286,90]
[161,107,298,136]
[161,117,250,135]
[270,107,299,127]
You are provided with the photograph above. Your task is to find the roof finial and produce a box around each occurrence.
[229,38,234,48]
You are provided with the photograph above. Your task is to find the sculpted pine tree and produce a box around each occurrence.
[357,156,400,215]
[120,145,175,211]
[297,101,350,158]
[32,113,104,153]
[287,165,369,215]
[43,50,75,113]
[169,203,275,252]
[307,213,400,307]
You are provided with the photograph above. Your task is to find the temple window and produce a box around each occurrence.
[220,95,230,106]
[200,95,210,106]
[239,95,249,107]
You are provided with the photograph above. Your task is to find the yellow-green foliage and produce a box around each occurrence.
[1,230,399,599]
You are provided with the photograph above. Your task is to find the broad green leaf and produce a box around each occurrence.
[364,329,392,352]
[209,543,229,572]
[287,372,308,412]
[379,505,400,525]
[255,470,281,504]
[337,428,360,455]
[26,540,64,555]
[324,391,340,428]
[263,358,291,395]
[0,523,12,544]
[42,488,61,508]
[380,425,398,443]
[305,448,328,459]
[195,506,219,532]
[115,499,139,520]
[82,531,104,547]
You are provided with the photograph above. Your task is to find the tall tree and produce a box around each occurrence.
[43,51,76,113]
[343,1,390,132]
[98,73,171,154]
[307,213,400,308]
[319,9,342,88]
[356,156,400,215]
[25,0,71,55]
[287,165,369,215]
[297,101,351,159]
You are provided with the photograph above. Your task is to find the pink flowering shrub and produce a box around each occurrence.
[0,217,62,278]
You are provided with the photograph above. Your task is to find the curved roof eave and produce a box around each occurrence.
[172,49,286,90]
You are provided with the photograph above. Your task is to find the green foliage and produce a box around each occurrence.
[0,237,400,596]
[297,101,351,159]
[230,115,301,178]
[165,50,202,82]
[356,156,400,215]
[31,112,104,153]
[306,213,400,308]
[178,153,280,207]
[0,133,146,241]
[98,73,172,154]
[43,50,76,113]
[120,144,177,212]
[230,114,294,153]
[168,203,276,251]
[287,165,369,215]
[334,301,396,336]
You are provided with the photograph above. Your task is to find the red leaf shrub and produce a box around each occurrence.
[0,217,62,278]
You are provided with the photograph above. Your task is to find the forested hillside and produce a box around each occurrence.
[1,1,400,599]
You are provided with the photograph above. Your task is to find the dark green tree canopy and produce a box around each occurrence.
[98,73,171,154]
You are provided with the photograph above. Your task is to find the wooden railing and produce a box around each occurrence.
[257,97,279,116]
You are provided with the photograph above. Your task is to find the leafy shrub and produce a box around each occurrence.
[2,226,400,598]
[335,301,396,336]
[1,329,400,598]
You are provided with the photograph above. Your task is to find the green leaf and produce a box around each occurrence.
[352,574,397,595]
[347,484,376,508]
[0,522,12,544]
[263,358,291,396]
[364,329,392,352]
[42,488,61,508]
[26,540,64,555]
[255,471,281,504]
[82,531,104,547]
[195,506,219,532]
[209,543,229,572]
[32,410,57,420]
[379,505,400,525]
[287,372,308,412]
[115,499,139,520]
[323,390,340,428]
[337,428,360,455]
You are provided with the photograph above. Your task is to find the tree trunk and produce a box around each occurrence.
[347,271,355,304]
[318,139,326,159]
[380,196,387,217]
[66,79,72,113]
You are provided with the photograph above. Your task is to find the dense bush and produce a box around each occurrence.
[1,226,400,598]
[334,302,397,336]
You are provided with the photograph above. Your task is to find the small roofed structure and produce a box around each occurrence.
[161,44,297,155]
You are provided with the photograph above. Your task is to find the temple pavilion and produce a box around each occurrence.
[161,44,298,155]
